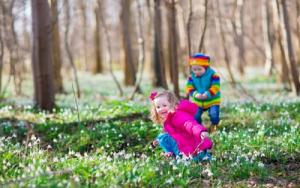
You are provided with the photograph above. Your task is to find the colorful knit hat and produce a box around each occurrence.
[189,53,210,67]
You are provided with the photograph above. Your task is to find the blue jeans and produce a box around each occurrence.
[156,133,180,157]
[194,105,220,125]
[156,133,211,161]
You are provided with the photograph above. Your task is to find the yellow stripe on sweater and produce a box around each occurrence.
[192,97,221,109]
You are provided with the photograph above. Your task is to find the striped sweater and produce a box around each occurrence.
[185,67,221,109]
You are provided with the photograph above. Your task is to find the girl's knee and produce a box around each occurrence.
[157,133,173,146]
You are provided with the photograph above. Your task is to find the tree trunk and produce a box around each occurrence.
[296,0,300,61]
[130,0,145,99]
[79,0,88,71]
[64,0,80,98]
[231,0,246,75]
[93,4,103,74]
[187,0,193,56]
[263,0,275,75]
[215,0,236,87]
[198,0,208,53]
[166,2,173,84]
[274,0,291,89]
[2,0,23,95]
[120,0,136,86]
[98,0,123,96]
[281,0,300,95]
[51,0,64,93]
[31,0,55,110]
[167,0,179,97]
[0,8,3,95]
[152,0,167,89]
[175,3,189,78]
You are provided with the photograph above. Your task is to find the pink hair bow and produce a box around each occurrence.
[149,91,158,101]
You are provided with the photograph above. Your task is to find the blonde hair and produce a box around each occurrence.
[150,90,179,124]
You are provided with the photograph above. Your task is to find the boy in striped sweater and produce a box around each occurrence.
[185,53,221,133]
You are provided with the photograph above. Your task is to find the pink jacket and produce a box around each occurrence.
[163,100,213,156]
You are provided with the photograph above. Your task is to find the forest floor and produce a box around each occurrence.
[0,70,299,187]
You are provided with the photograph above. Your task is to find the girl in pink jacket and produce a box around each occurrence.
[149,90,213,161]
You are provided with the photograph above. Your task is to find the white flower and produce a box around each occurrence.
[74,176,80,182]
[203,168,213,177]
[258,162,264,168]
[53,157,59,162]
[166,177,174,184]
[107,156,112,162]
[31,134,37,141]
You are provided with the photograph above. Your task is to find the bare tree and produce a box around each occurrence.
[152,0,168,89]
[0,8,3,95]
[1,0,23,95]
[120,0,136,86]
[78,0,88,71]
[130,0,145,99]
[296,0,300,57]
[98,0,123,96]
[22,0,31,56]
[93,3,103,74]
[262,0,275,75]
[31,0,55,110]
[186,0,193,56]
[145,0,153,73]
[214,0,236,86]
[64,0,80,98]
[0,6,10,97]
[166,0,179,97]
[280,0,300,95]
[51,0,64,93]
[274,0,291,89]
[175,3,189,78]
[231,0,246,75]
[198,0,209,53]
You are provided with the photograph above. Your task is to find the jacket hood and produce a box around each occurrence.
[176,100,198,116]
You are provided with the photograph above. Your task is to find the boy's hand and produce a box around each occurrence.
[195,93,207,100]
[200,93,207,99]
[195,93,202,99]
[200,132,209,139]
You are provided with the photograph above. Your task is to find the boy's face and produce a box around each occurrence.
[154,95,172,120]
[191,65,206,76]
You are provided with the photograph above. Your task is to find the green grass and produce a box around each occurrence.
[0,72,299,187]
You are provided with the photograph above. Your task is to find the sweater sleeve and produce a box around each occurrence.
[185,76,198,97]
[171,112,208,139]
[205,73,220,99]
[183,120,208,139]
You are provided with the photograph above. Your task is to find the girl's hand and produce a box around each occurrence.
[151,140,158,148]
[201,132,209,139]
[162,152,173,158]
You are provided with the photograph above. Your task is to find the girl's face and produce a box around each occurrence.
[191,65,206,76]
[153,95,173,120]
